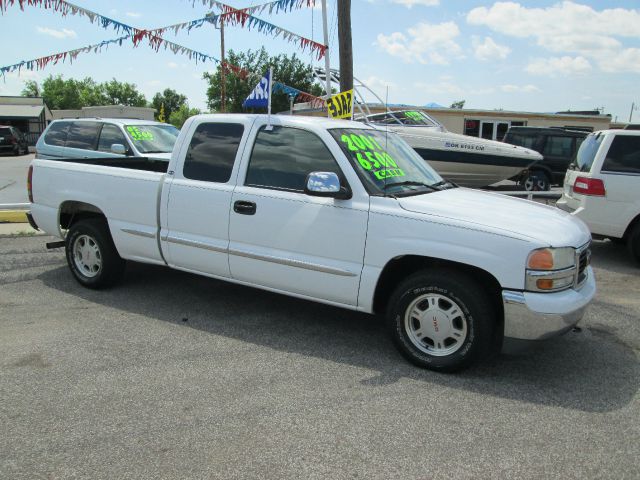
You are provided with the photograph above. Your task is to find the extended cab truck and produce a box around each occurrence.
[557,130,640,263]
[28,114,595,372]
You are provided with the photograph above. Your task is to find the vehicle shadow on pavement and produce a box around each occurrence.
[39,261,639,414]
[590,239,639,275]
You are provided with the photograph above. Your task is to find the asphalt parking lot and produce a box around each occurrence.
[1,234,639,479]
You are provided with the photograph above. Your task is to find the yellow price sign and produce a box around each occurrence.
[326,89,354,120]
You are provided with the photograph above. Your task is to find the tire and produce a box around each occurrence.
[628,223,640,265]
[386,269,496,372]
[13,145,20,156]
[522,171,550,191]
[65,218,126,289]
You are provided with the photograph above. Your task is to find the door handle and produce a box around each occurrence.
[233,200,256,215]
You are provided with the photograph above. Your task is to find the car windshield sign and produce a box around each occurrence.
[125,124,179,154]
[330,128,443,196]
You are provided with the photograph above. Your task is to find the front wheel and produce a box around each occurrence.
[386,270,496,372]
[65,218,126,289]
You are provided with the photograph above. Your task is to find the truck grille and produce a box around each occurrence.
[576,244,591,287]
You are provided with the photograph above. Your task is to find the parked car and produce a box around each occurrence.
[557,130,640,263]
[35,118,179,161]
[503,126,588,191]
[0,125,29,156]
[28,114,595,372]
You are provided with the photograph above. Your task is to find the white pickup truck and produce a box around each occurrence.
[28,114,595,372]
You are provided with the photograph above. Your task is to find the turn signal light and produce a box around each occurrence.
[536,279,554,290]
[573,177,605,196]
[528,249,554,269]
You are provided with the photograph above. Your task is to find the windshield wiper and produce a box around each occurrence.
[382,181,440,197]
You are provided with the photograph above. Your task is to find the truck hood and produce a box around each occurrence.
[397,188,590,247]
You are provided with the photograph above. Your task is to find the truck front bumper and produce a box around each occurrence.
[502,267,596,340]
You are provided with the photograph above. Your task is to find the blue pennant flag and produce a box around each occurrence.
[243,69,271,109]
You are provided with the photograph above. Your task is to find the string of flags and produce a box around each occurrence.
[0,0,326,108]
[0,0,326,59]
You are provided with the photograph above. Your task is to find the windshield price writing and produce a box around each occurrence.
[126,126,154,141]
[340,133,405,180]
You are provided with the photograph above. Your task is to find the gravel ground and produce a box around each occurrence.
[0,235,638,479]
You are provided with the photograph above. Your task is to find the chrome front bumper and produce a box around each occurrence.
[502,267,596,340]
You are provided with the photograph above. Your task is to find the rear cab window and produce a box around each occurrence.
[183,123,245,183]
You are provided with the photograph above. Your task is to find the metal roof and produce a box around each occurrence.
[0,104,45,118]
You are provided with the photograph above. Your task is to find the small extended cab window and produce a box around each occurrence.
[98,124,129,153]
[245,126,342,192]
[183,123,244,183]
[44,121,70,147]
[65,122,101,150]
[601,136,640,174]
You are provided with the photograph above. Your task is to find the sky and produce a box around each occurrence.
[0,0,639,122]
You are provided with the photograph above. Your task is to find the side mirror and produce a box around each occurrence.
[110,143,127,155]
[304,171,352,200]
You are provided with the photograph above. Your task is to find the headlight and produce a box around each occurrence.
[526,247,576,292]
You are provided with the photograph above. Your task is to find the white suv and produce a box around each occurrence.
[557,130,640,263]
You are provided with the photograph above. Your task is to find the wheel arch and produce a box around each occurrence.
[622,212,640,240]
[58,200,108,231]
[372,255,504,340]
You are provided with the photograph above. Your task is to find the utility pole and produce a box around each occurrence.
[630,101,636,123]
[320,0,331,115]
[220,18,226,113]
[337,0,353,93]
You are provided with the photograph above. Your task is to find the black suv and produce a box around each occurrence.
[0,126,29,156]
[503,126,588,190]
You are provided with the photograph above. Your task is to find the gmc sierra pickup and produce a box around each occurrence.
[28,114,595,372]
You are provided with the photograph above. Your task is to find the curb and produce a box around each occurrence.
[0,210,28,223]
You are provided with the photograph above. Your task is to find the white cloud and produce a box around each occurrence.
[36,27,77,39]
[375,21,462,64]
[467,2,640,74]
[525,56,592,77]
[391,0,439,8]
[167,62,179,68]
[472,36,510,61]
[414,78,495,97]
[597,48,640,74]
[126,12,141,18]
[500,84,540,93]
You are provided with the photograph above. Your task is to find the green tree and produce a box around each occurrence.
[21,80,40,97]
[23,75,147,109]
[102,78,146,106]
[168,103,201,128]
[450,100,466,109]
[203,47,323,113]
[152,88,187,121]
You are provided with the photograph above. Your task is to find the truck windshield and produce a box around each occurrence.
[125,124,179,154]
[330,128,444,196]
[575,134,604,172]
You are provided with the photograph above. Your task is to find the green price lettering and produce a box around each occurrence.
[356,152,371,170]
[374,168,405,180]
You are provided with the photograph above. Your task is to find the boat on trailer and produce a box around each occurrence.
[358,110,541,188]
[312,68,542,188]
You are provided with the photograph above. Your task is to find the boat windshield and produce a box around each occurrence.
[362,110,443,128]
[329,128,444,197]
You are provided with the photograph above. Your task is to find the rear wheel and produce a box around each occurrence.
[522,171,550,191]
[628,223,640,265]
[65,218,125,288]
[386,269,496,372]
